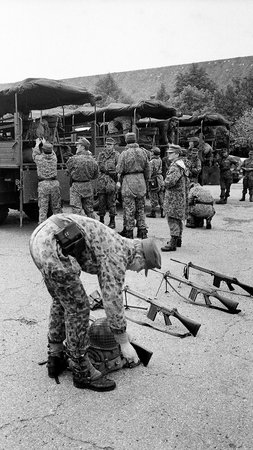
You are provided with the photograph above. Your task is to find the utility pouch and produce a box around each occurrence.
[55,222,85,256]
[149,177,159,191]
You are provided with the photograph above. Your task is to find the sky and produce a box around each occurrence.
[1,0,253,84]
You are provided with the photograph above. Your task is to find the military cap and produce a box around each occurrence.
[167,144,181,154]
[75,137,90,148]
[141,238,161,276]
[125,132,137,144]
[106,137,116,145]
[152,147,161,155]
[42,143,53,154]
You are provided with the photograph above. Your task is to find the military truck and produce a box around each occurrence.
[0,78,100,225]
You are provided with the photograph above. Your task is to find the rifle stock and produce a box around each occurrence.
[214,293,239,312]
[170,309,201,337]
[131,342,153,367]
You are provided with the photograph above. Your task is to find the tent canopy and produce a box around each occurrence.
[0,78,101,117]
[173,113,231,129]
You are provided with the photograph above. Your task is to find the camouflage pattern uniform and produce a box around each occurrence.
[215,151,240,202]
[29,214,145,364]
[97,146,119,219]
[66,149,98,217]
[116,143,150,236]
[185,150,202,183]
[187,183,215,228]
[32,146,62,224]
[149,153,164,213]
[240,153,253,201]
[163,159,188,238]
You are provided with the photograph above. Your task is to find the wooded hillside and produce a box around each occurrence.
[63,56,253,102]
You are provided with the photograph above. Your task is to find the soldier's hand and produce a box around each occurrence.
[120,342,139,364]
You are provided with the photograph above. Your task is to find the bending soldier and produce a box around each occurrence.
[29,213,161,391]
[186,182,215,229]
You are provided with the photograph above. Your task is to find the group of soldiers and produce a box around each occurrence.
[29,132,253,393]
[32,133,253,237]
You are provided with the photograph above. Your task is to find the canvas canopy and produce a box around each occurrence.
[173,113,231,129]
[0,78,101,117]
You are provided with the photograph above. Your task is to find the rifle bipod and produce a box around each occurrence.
[122,285,201,337]
[162,271,241,314]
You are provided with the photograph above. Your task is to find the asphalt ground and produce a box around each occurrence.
[0,182,252,450]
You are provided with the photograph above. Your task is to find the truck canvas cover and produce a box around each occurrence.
[0,78,100,116]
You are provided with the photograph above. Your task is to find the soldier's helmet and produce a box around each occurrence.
[89,317,119,350]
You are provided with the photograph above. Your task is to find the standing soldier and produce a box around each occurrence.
[185,146,202,184]
[66,137,98,217]
[97,137,119,228]
[215,149,240,204]
[116,132,150,239]
[239,149,253,202]
[146,147,165,218]
[32,138,62,224]
[161,144,188,252]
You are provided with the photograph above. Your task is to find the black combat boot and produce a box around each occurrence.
[137,229,148,239]
[125,230,134,239]
[215,197,227,204]
[161,236,178,252]
[72,355,116,392]
[47,342,68,379]
[108,216,116,229]
[206,218,212,229]
[146,210,156,218]
[160,208,165,218]
[176,237,182,247]
[186,216,196,228]
[239,193,246,201]
[100,216,104,223]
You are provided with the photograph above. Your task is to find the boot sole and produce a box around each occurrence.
[73,380,116,391]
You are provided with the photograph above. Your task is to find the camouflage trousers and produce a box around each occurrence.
[98,191,117,217]
[149,188,164,211]
[44,271,90,359]
[38,180,62,224]
[122,194,147,231]
[70,188,96,218]
[166,216,183,238]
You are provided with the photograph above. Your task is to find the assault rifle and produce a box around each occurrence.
[123,285,201,337]
[164,271,241,314]
[170,259,253,296]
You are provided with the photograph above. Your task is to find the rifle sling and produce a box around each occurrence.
[125,315,191,338]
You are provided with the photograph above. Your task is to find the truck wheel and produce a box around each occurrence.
[23,204,39,221]
[0,206,9,224]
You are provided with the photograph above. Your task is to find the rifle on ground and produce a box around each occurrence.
[170,259,253,296]
[164,271,241,314]
[123,285,201,337]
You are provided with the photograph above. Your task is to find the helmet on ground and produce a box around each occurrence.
[89,317,118,350]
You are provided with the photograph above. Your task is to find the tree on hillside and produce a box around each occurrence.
[156,83,170,103]
[173,85,215,115]
[173,63,217,96]
[94,73,133,106]
[231,108,253,146]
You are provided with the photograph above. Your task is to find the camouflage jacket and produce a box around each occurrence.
[116,143,150,197]
[241,158,253,181]
[32,146,58,179]
[149,155,164,189]
[66,150,98,182]
[29,214,145,334]
[163,159,189,220]
[97,147,119,194]
[188,185,215,218]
